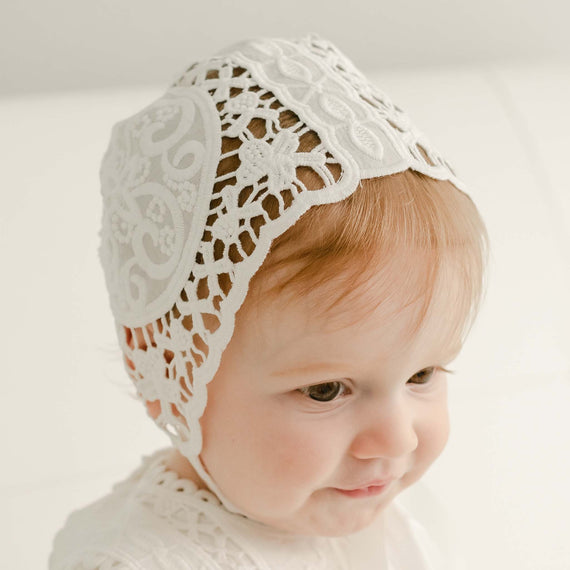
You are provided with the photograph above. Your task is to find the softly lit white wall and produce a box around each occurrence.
[1,0,569,97]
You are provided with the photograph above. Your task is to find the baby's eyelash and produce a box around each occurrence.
[297,381,350,403]
[408,366,455,385]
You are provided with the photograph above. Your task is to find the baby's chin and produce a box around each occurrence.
[250,495,390,538]
[286,513,385,538]
[315,503,389,537]
[310,516,383,538]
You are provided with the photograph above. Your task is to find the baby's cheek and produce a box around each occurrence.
[261,417,338,487]
[399,405,450,493]
[418,403,450,467]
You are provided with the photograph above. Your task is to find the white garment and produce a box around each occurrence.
[49,449,458,569]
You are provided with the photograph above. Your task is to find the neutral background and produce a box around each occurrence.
[1,0,569,97]
[2,1,569,569]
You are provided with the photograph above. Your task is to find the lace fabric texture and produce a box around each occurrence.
[49,449,351,570]
[49,449,451,570]
[98,33,467,507]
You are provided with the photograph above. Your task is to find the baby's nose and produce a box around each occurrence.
[348,398,419,460]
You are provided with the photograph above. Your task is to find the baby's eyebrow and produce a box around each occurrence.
[271,361,351,378]
[272,344,462,379]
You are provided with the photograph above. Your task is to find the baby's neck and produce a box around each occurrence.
[164,447,207,489]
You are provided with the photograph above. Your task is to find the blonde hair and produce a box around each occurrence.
[245,170,488,345]
[221,111,490,352]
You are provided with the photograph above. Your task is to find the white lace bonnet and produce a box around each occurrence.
[98,33,469,512]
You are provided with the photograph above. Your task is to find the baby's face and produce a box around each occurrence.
[199,267,460,536]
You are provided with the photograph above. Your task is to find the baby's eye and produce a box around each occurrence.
[298,381,349,402]
[407,367,436,385]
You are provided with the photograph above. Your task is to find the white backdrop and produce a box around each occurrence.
[1,0,569,97]
[1,2,569,569]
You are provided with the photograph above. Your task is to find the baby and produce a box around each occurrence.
[50,34,489,569]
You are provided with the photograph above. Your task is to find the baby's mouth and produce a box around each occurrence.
[332,478,394,498]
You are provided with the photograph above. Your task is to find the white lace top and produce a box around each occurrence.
[49,448,455,569]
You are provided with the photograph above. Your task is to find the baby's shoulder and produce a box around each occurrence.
[48,450,248,569]
[48,486,217,569]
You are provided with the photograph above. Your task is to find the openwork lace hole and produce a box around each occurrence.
[280,188,294,208]
[416,143,436,166]
[217,274,232,296]
[197,278,209,300]
[261,194,280,221]
[164,349,174,365]
[387,119,405,133]
[239,229,255,254]
[232,66,247,77]
[298,129,320,151]
[238,186,254,207]
[213,239,225,261]
[228,243,244,263]
[192,333,208,356]
[247,117,267,138]
[203,313,221,334]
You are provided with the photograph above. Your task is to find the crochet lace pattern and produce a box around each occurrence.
[98,34,465,504]
[50,449,348,570]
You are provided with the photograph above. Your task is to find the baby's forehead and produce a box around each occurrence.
[242,301,459,384]
[242,285,415,347]
[237,261,465,360]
